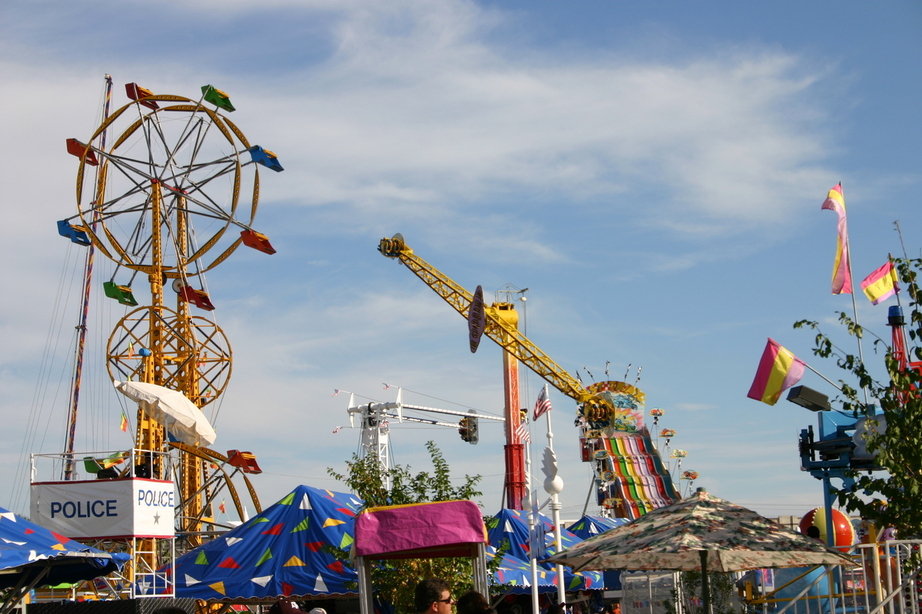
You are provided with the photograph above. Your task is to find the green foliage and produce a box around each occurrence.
[328,441,485,612]
[795,257,922,539]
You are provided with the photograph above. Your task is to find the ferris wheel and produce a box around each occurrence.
[66,84,280,282]
[62,83,281,411]
[58,83,283,554]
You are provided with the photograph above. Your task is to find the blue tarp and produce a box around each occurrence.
[566,515,629,539]
[0,506,129,589]
[487,509,604,591]
[168,485,362,600]
[488,545,595,595]
[566,515,631,591]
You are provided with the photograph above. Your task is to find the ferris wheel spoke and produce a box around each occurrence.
[164,182,235,224]
[175,208,235,226]
[162,158,238,199]
[126,222,153,261]
[96,194,150,220]
[180,118,216,172]
[173,183,237,222]
[97,150,238,229]
[146,111,210,175]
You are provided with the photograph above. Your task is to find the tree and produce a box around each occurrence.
[328,441,484,611]
[794,256,922,539]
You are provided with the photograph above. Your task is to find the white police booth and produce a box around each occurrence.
[30,449,176,599]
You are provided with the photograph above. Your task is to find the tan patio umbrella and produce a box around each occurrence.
[547,489,854,613]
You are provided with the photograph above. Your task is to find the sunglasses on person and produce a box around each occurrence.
[436,598,455,605]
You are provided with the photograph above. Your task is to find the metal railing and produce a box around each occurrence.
[743,540,922,614]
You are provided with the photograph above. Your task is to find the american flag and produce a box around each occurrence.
[533,385,552,420]
[515,421,530,443]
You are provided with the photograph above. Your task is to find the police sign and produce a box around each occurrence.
[31,478,176,539]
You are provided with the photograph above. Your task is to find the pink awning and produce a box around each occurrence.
[355,500,486,559]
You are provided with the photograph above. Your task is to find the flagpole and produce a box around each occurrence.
[801,362,844,393]
[544,389,566,605]
[840,183,871,406]
[847,278,871,407]
[526,440,540,614]
[517,395,540,614]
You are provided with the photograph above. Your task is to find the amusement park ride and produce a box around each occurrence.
[792,303,920,546]
[31,77,281,597]
[377,233,682,518]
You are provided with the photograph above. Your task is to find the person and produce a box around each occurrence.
[268,600,301,614]
[415,578,454,614]
[456,590,494,614]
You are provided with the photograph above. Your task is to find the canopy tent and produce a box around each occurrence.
[354,500,490,614]
[488,546,595,595]
[165,485,362,600]
[565,515,630,591]
[0,506,129,614]
[566,515,629,540]
[487,508,604,591]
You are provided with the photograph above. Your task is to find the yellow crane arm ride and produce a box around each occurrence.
[377,233,641,421]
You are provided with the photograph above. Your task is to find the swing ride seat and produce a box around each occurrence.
[83,457,102,474]
[247,145,284,172]
[175,283,215,311]
[83,451,131,478]
[125,82,158,110]
[65,138,99,166]
[240,229,277,254]
[103,281,138,306]
[57,220,91,246]
[226,449,262,474]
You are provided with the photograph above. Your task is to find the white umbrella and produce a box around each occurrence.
[114,380,217,446]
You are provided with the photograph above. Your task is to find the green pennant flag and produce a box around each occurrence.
[291,517,310,533]
[256,547,273,566]
[201,85,235,112]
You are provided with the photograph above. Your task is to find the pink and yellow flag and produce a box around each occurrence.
[821,183,852,294]
[119,410,129,432]
[747,338,806,405]
[861,261,899,305]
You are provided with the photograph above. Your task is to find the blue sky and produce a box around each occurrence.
[1,1,921,523]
